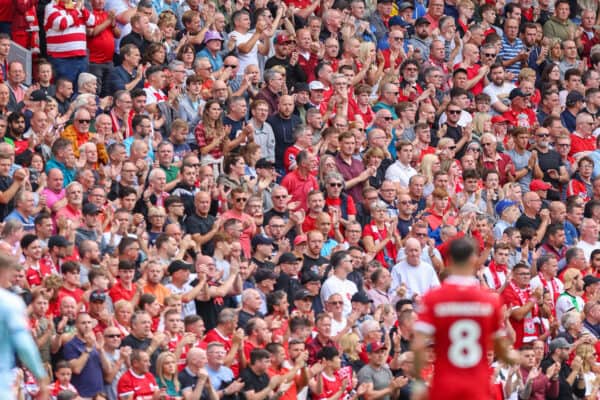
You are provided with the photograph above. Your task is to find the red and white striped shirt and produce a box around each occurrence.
[44,2,95,58]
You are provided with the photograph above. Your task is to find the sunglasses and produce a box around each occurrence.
[483,53,496,57]
[105,334,120,338]
[329,301,343,305]
[78,119,91,124]
[235,197,248,202]
[273,195,287,199]
[383,116,393,121]
[224,64,238,68]
[329,183,343,187]
[536,133,549,138]
[447,110,461,115]
[468,147,481,152]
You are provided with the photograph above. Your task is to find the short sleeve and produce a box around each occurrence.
[117,373,134,397]
[62,339,82,361]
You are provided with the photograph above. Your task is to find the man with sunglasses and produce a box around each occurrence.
[60,108,109,164]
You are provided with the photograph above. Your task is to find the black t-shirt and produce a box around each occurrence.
[184,213,216,256]
[516,213,541,231]
[240,367,270,394]
[0,175,13,219]
[301,255,328,280]
[250,257,275,271]
[536,149,563,188]
[178,367,211,400]
[192,279,225,332]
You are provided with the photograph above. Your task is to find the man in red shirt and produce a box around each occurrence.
[202,308,245,377]
[281,150,319,212]
[117,349,160,399]
[502,88,536,129]
[413,237,517,400]
[569,112,597,157]
[501,263,543,349]
[87,0,120,96]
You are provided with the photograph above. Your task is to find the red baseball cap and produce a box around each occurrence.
[275,33,295,45]
[530,179,552,191]
[491,115,508,124]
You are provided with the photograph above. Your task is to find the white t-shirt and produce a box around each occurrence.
[576,240,600,262]
[229,30,260,76]
[482,267,508,290]
[390,260,440,298]
[483,82,516,115]
[320,275,358,317]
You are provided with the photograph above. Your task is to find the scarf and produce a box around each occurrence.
[488,260,507,289]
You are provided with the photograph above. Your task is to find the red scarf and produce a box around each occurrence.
[488,260,507,289]
[538,272,560,306]
[509,280,538,317]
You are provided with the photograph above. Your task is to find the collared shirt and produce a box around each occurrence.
[499,36,525,76]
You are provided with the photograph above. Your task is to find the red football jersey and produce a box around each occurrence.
[117,369,159,399]
[414,275,504,400]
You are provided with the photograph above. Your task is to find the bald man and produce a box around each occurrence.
[390,238,440,299]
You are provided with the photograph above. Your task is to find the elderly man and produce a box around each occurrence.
[390,238,440,299]
[61,108,108,164]
[134,168,169,215]
[371,109,397,158]
[255,69,284,116]
[5,189,35,230]
[55,181,84,228]
[577,218,600,261]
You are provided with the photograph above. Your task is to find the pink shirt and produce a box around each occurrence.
[54,204,83,229]
[220,210,256,258]
[42,188,65,210]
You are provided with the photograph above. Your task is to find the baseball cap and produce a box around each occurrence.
[415,17,431,26]
[255,268,278,282]
[48,235,71,249]
[89,290,107,303]
[30,89,48,102]
[459,203,484,215]
[549,337,570,353]
[294,234,307,246]
[491,115,508,124]
[301,270,321,284]
[203,30,223,43]
[309,81,326,91]
[251,234,274,249]
[255,158,275,169]
[367,342,388,352]
[275,32,295,45]
[292,82,310,94]
[398,2,414,11]
[294,289,314,301]
[389,16,411,28]
[529,179,552,191]
[509,88,527,100]
[168,260,192,275]
[82,203,100,215]
[566,91,585,106]
[351,291,372,304]
[278,252,302,265]
[495,200,518,216]
[583,274,600,289]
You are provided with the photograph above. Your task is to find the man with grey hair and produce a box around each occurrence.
[134,168,168,215]
[169,60,188,89]
[255,69,284,115]
[5,189,35,231]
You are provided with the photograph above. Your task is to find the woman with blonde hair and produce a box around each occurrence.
[358,41,384,85]
[419,153,441,197]
[339,333,364,372]
[441,158,463,195]
[113,300,133,336]
[155,351,181,397]
[575,341,599,398]
[363,147,386,189]
[471,112,492,138]
[436,137,457,162]
[318,154,339,189]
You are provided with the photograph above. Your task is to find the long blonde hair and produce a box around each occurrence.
[339,333,361,361]
[420,154,440,185]
[155,351,181,392]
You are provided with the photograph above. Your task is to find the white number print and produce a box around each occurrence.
[448,319,482,368]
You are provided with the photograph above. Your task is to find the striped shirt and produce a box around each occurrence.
[44,3,95,58]
[499,36,525,77]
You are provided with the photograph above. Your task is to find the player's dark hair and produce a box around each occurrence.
[448,237,477,266]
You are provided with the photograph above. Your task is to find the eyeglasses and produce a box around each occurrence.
[415,232,428,237]
[224,64,238,68]
[481,142,494,146]
[399,201,412,205]
[235,197,248,202]
[105,334,121,338]
[448,146,456,150]
[447,110,461,115]
[329,183,343,187]
[329,301,343,305]
[273,195,288,199]
[390,36,403,40]
[483,53,496,57]
[77,119,91,124]
[556,143,570,147]
[536,133,549,138]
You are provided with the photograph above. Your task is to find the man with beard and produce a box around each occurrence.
[483,63,516,115]
[268,95,302,174]
[531,126,569,197]
[5,112,28,165]
[171,164,200,215]
[78,240,102,287]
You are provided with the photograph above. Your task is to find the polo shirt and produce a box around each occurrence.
[206,364,234,390]
[570,133,596,157]
[63,336,105,397]
[5,209,34,231]
[280,169,319,212]
[499,36,525,75]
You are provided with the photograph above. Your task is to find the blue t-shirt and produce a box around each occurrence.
[62,336,105,397]
[206,365,235,390]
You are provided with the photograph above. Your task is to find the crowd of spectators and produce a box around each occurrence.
[4,0,600,398]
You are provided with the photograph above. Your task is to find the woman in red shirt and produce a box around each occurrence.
[362,200,401,268]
